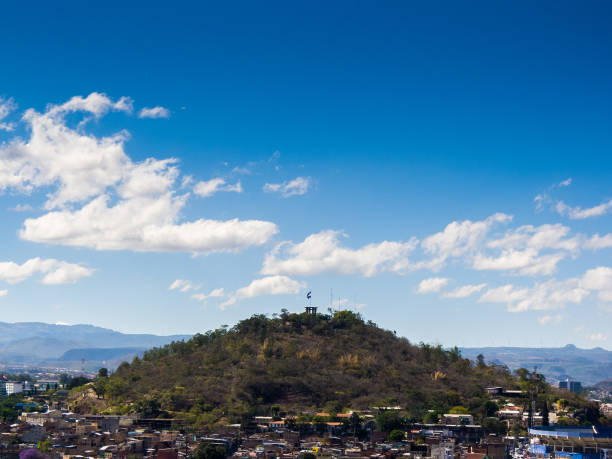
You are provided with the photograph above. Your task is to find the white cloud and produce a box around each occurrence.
[534,194,548,211]
[473,223,580,276]
[473,250,566,276]
[169,279,200,292]
[181,175,194,188]
[555,199,612,219]
[193,178,242,198]
[416,277,450,294]
[41,263,93,285]
[580,266,612,302]
[0,93,277,255]
[262,230,418,277]
[538,314,564,325]
[441,283,487,298]
[263,176,311,197]
[478,279,589,312]
[191,288,226,302]
[587,332,608,342]
[534,179,571,211]
[0,97,17,131]
[117,158,180,200]
[220,275,304,309]
[421,213,512,269]
[138,106,170,119]
[0,289,7,297]
[478,265,612,313]
[0,93,132,209]
[9,204,33,212]
[0,258,93,285]
[584,233,612,250]
[486,223,580,252]
[47,92,133,118]
[232,166,251,175]
[20,198,278,254]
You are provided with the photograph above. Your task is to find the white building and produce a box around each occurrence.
[5,381,24,395]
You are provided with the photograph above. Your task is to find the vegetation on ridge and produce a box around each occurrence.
[69,310,601,430]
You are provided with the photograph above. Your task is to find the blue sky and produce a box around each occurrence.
[0,1,611,349]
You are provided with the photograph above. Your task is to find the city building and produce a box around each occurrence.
[5,381,24,395]
[529,425,612,459]
[558,379,583,393]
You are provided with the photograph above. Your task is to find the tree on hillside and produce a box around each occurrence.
[192,443,226,459]
[481,418,507,435]
[541,401,549,426]
[66,376,91,389]
[376,411,404,432]
[348,412,361,440]
[93,378,107,399]
[58,374,71,386]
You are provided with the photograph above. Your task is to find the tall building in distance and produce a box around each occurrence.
[5,381,24,395]
[558,379,582,393]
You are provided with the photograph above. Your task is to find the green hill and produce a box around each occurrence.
[77,310,598,429]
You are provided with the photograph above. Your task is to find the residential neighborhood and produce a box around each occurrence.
[1,379,611,459]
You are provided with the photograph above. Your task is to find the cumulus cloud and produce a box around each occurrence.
[0,93,277,255]
[486,223,580,252]
[138,106,170,119]
[169,279,200,292]
[584,233,612,250]
[20,200,277,254]
[416,277,450,294]
[220,275,304,309]
[421,213,512,269]
[479,265,612,313]
[193,178,242,198]
[0,93,132,208]
[580,266,612,302]
[478,279,589,312]
[555,199,612,219]
[191,288,226,302]
[262,230,418,277]
[473,250,566,276]
[0,289,7,297]
[263,176,311,197]
[0,97,17,131]
[0,258,93,285]
[473,223,581,276]
[441,283,487,298]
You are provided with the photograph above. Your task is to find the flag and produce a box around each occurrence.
[306,291,311,299]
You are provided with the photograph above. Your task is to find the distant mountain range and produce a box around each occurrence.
[0,321,191,370]
[460,344,612,386]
